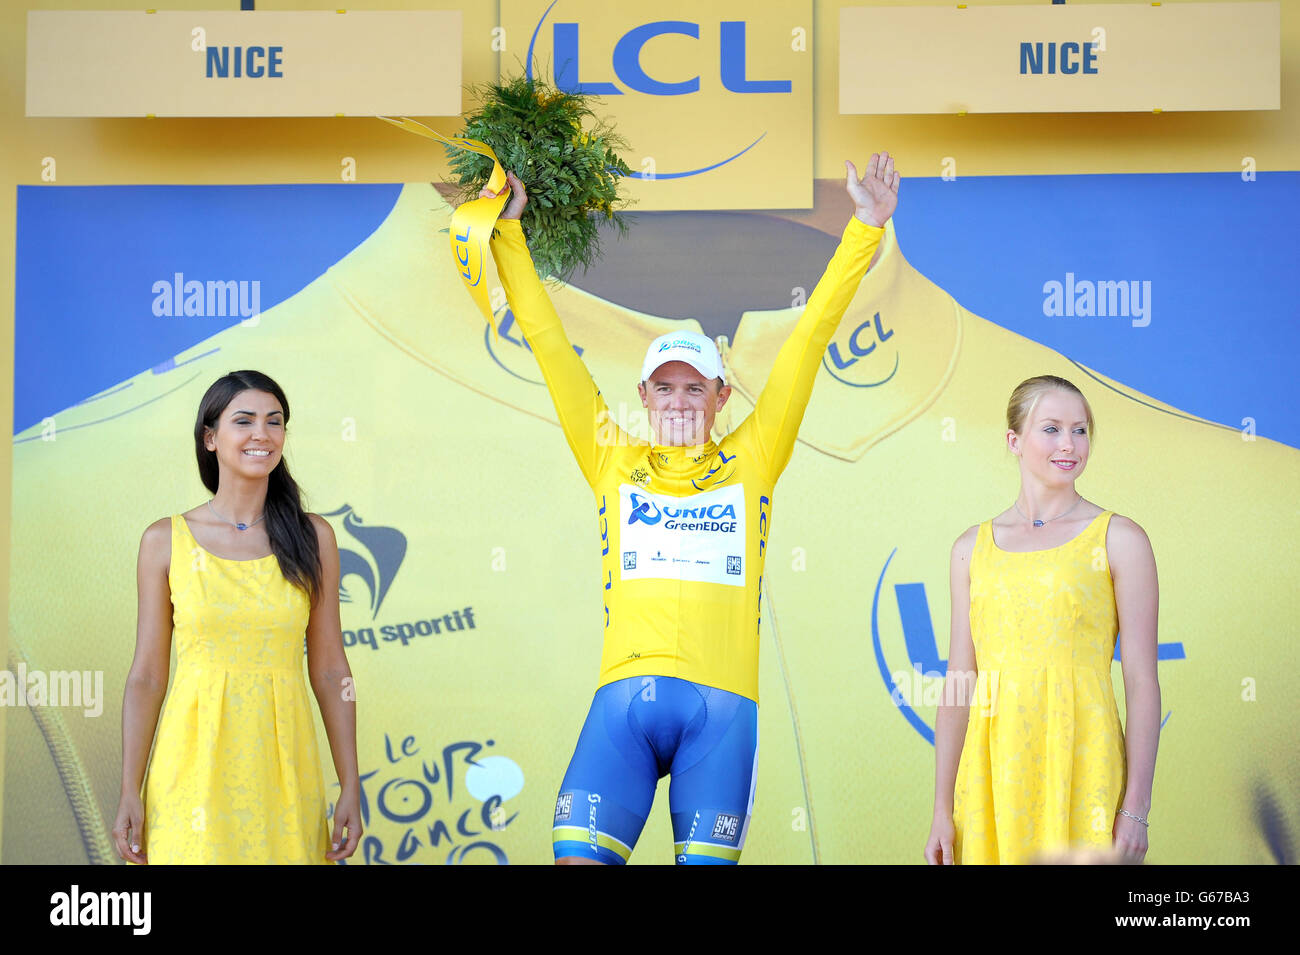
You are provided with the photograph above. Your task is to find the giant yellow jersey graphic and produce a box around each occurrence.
[5,184,1296,864]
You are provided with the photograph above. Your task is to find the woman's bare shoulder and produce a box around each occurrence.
[952,522,983,562]
[139,516,174,570]
[1105,512,1153,556]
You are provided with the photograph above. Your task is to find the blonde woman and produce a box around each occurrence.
[925,375,1160,864]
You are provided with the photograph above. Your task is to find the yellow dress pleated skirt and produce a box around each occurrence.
[142,515,331,864]
[953,512,1127,864]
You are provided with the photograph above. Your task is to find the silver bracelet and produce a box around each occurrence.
[1117,809,1150,828]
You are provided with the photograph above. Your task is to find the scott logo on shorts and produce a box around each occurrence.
[711,813,741,843]
[555,792,573,821]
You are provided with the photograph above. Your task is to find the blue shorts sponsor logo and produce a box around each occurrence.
[711,813,741,843]
[554,792,573,821]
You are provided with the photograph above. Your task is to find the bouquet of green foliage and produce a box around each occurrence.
[442,74,634,283]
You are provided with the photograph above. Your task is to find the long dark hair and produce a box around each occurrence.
[193,370,322,602]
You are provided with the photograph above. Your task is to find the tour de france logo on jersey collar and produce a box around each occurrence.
[629,467,651,488]
[692,448,738,491]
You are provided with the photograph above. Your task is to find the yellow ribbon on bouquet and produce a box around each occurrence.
[379,116,510,328]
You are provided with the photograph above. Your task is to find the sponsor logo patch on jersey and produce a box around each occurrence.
[618,483,746,587]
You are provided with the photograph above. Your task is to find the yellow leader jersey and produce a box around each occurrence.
[489,216,884,704]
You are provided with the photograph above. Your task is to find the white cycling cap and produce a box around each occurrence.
[640,331,725,384]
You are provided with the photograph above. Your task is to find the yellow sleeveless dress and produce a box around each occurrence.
[142,515,331,864]
[953,510,1127,864]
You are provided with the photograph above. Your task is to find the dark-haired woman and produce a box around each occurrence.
[113,371,361,864]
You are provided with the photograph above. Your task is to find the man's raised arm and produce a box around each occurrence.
[746,151,900,480]
[486,173,622,485]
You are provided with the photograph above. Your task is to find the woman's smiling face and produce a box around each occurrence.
[1009,388,1091,485]
[205,389,286,478]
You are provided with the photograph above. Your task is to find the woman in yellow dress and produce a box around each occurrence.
[113,370,362,864]
[925,375,1161,864]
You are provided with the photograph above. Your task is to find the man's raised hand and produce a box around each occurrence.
[846,151,900,228]
[479,169,528,220]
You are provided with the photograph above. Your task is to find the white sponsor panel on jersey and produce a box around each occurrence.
[618,483,746,587]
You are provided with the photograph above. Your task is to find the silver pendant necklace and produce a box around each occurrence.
[207,499,265,532]
[1014,493,1082,528]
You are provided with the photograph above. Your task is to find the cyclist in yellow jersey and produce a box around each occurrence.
[482,152,900,864]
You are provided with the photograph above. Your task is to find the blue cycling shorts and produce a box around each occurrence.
[551,675,759,865]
